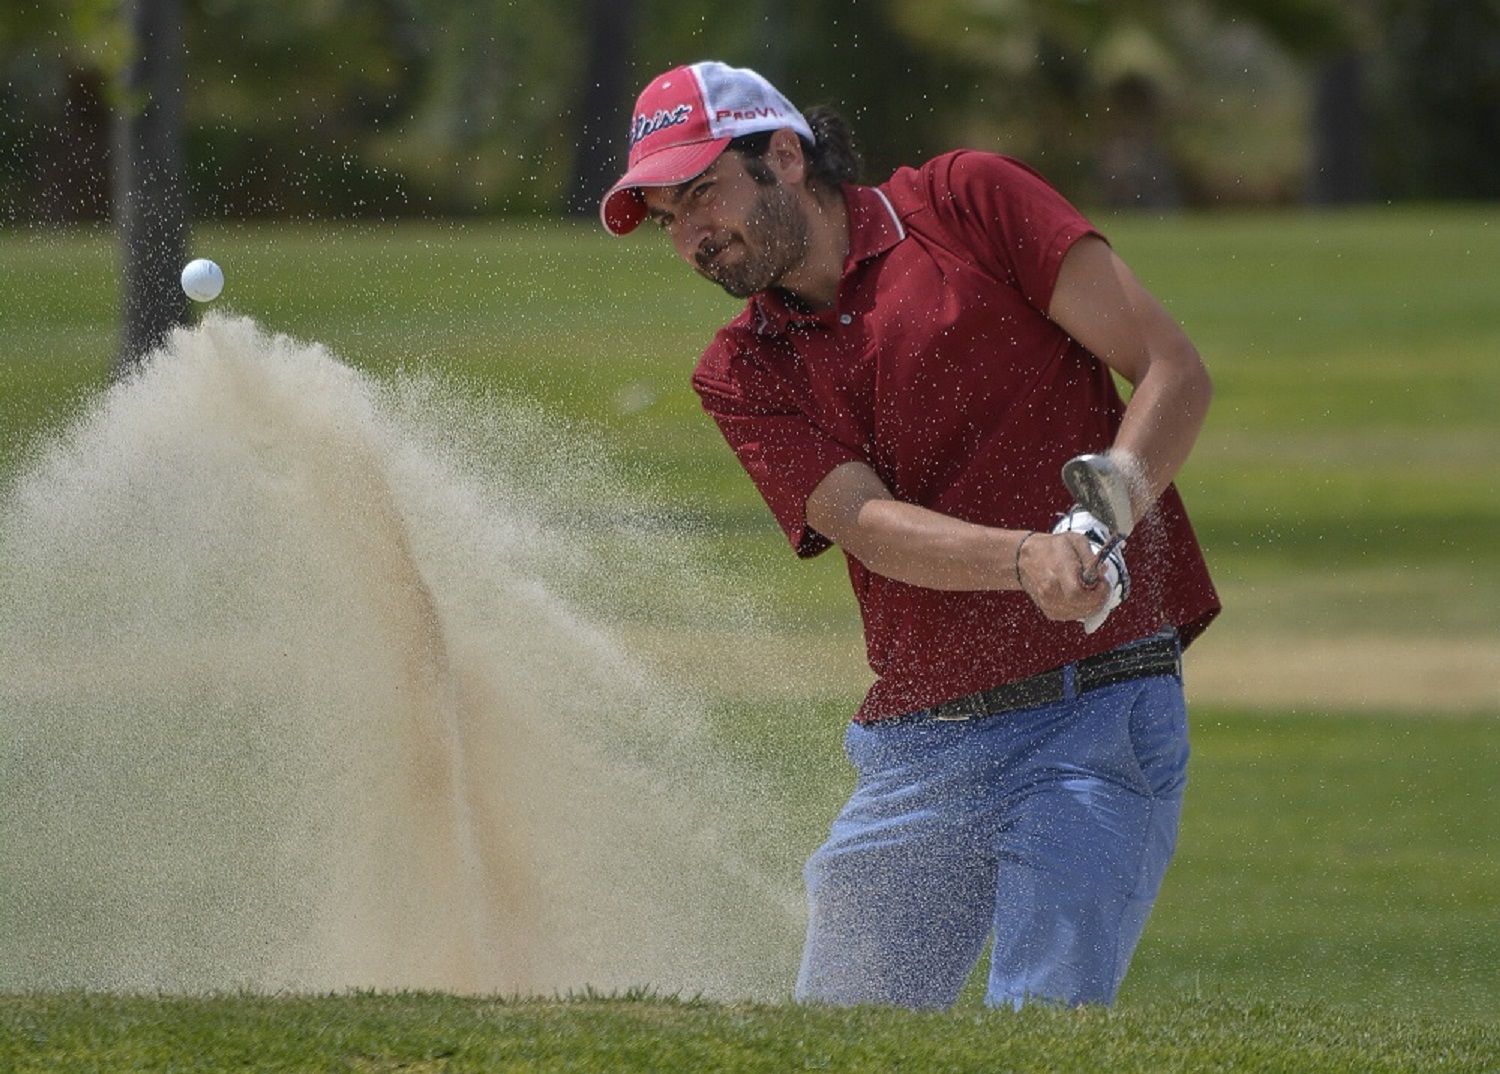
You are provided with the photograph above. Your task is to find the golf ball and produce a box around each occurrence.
[181,258,224,302]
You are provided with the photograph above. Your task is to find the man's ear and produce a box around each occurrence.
[765,127,808,184]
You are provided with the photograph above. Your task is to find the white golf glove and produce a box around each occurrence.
[1052,506,1130,634]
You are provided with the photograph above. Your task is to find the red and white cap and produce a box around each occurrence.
[600,61,813,236]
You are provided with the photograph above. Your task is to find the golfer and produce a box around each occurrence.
[601,61,1220,1009]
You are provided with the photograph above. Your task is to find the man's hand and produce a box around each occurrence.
[1050,507,1129,632]
[1015,528,1115,624]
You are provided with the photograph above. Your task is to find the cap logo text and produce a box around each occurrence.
[629,105,693,148]
[715,106,784,123]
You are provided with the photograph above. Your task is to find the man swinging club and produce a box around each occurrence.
[601,61,1220,1009]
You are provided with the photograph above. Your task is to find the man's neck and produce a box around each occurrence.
[779,188,850,312]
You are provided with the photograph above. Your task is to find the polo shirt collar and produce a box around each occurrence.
[845,182,908,262]
[750,184,906,335]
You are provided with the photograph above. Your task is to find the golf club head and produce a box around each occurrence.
[1061,453,1136,537]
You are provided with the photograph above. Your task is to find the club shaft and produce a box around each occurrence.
[1079,534,1123,588]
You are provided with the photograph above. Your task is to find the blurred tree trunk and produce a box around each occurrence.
[563,0,638,217]
[1308,50,1373,204]
[113,0,189,377]
[1097,74,1181,209]
[38,69,112,224]
[1380,0,1500,198]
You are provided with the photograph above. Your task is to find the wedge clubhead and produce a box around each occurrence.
[1061,453,1136,538]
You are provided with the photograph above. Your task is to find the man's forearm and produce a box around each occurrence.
[1110,343,1213,513]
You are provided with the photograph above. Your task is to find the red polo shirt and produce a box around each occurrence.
[693,150,1220,722]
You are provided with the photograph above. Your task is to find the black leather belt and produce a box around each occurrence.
[915,633,1181,724]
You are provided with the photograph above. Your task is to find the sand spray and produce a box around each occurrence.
[0,313,806,998]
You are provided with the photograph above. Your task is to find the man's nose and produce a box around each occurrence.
[672,211,710,253]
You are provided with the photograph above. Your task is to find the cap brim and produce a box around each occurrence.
[600,138,731,236]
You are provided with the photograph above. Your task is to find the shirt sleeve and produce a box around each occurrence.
[923,151,1102,315]
[693,332,864,558]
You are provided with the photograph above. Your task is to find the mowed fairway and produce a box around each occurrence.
[1,208,1497,1070]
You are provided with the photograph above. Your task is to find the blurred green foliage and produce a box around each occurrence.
[2,0,1498,223]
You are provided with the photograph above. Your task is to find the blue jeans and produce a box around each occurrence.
[795,646,1188,1009]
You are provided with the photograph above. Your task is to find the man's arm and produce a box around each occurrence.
[804,461,1108,622]
[803,234,1207,623]
[1046,235,1213,516]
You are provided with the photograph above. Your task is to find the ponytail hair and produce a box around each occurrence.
[803,105,861,189]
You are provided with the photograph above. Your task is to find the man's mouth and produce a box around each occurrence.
[695,237,730,274]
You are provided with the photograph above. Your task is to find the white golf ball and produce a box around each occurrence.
[181,258,225,302]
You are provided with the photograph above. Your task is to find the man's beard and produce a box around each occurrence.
[695,183,810,299]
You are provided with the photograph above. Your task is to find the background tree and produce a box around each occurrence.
[114,0,187,374]
[563,0,639,217]
[4,0,1499,230]
[1373,0,1500,199]
[887,0,1349,205]
[1308,47,1373,205]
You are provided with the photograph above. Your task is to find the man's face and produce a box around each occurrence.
[642,151,810,299]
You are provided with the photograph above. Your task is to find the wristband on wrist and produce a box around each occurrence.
[1014,530,1040,591]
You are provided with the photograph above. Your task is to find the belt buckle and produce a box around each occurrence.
[932,709,972,722]
[932,692,989,721]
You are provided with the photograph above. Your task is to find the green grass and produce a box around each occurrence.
[1111,209,1500,644]
[2,209,1498,1069]
[2,991,1495,1073]
[1129,711,1500,1018]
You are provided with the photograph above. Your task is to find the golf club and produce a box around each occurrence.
[1062,453,1135,586]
